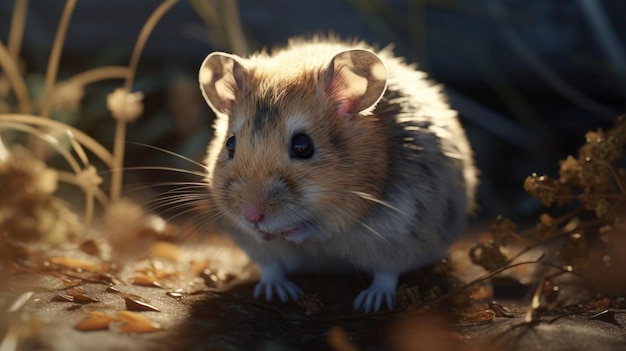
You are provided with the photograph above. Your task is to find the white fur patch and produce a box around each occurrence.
[231,115,245,134]
[286,114,310,135]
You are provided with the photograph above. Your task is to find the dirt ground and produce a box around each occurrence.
[1,234,625,351]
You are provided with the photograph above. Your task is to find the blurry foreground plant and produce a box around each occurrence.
[464,115,626,321]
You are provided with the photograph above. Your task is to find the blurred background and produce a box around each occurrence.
[1,0,625,224]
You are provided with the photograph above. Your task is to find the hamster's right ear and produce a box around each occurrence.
[199,52,246,114]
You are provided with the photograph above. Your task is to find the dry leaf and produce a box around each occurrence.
[149,241,182,262]
[131,274,165,288]
[115,311,161,333]
[190,260,211,275]
[52,287,99,303]
[461,309,496,323]
[327,326,359,351]
[49,257,98,272]
[74,312,112,331]
[124,296,160,312]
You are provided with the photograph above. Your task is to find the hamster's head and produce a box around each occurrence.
[199,47,389,243]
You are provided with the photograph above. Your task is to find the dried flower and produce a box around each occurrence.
[76,165,102,192]
[106,88,144,122]
[559,155,581,186]
[490,216,517,246]
[52,82,85,110]
[469,242,508,272]
[0,146,81,245]
[524,173,560,206]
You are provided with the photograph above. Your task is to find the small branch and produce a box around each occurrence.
[0,41,33,113]
[7,0,29,61]
[40,0,77,120]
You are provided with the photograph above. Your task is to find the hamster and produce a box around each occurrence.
[198,37,478,313]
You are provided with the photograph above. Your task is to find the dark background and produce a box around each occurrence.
[1,0,625,222]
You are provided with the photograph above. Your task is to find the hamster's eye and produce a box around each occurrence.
[290,133,314,159]
[226,136,236,158]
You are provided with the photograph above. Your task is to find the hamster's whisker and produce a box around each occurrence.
[143,194,208,215]
[101,166,207,178]
[350,191,415,219]
[123,181,208,195]
[357,220,392,244]
[301,188,417,222]
[125,141,209,170]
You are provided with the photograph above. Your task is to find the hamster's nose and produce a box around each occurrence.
[243,204,265,223]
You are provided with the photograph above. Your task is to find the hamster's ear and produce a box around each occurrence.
[321,49,387,116]
[199,52,246,114]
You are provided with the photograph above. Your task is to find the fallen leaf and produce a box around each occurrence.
[106,286,121,293]
[149,241,182,262]
[74,312,112,331]
[327,326,359,351]
[52,287,99,303]
[124,297,160,312]
[131,274,165,288]
[49,257,98,272]
[190,260,211,275]
[488,301,515,318]
[461,309,496,323]
[588,310,621,327]
[115,311,161,333]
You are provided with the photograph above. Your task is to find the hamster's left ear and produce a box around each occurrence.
[321,49,388,116]
[199,52,246,114]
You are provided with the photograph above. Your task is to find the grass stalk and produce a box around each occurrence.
[110,0,179,203]
[7,0,29,61]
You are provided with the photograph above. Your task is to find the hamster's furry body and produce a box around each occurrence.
[199,37,478,312]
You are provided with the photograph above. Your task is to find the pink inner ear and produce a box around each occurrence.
[327,74,354,116]
[336,98,353,116]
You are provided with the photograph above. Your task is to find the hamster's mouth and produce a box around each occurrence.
[256,225,310,243]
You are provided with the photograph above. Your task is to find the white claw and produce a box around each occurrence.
[253,264,304,303]
[353,271,398,313]
[253,281,303,302]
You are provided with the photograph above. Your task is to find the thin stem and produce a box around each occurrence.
[8,0,29,61]
[40,0,77,120]
[0,41,33,113]
[56,171,110,208]
[221,0,247,55]
[123,0,179,91]
[110,0,179,203]
[0,114,115,167]
[63,66,130,87]
[110,118,126,202]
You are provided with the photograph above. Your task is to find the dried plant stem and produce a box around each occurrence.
[63,66,131,87]
[40,0,77,120]
[0,41,33,113]
[0,121,82,173]
[123,0,179,91]
[524,274,545,323]
[189,0,248,54]
[221,0,247,55]
[56,171,110,227]
[8,0,29,61]
[0,114,114,167]
[110,0,179,203]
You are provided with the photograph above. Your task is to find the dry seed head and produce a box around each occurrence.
[106,88,144,122]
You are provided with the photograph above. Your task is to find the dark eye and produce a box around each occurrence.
[291,133,314,159]
[226,136,236,158]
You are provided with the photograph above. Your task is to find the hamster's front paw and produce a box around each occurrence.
[254,280,303,302]
[254,263,303,303]
[353,271,399,313]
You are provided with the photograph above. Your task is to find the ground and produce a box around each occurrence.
[1,232,625,351]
